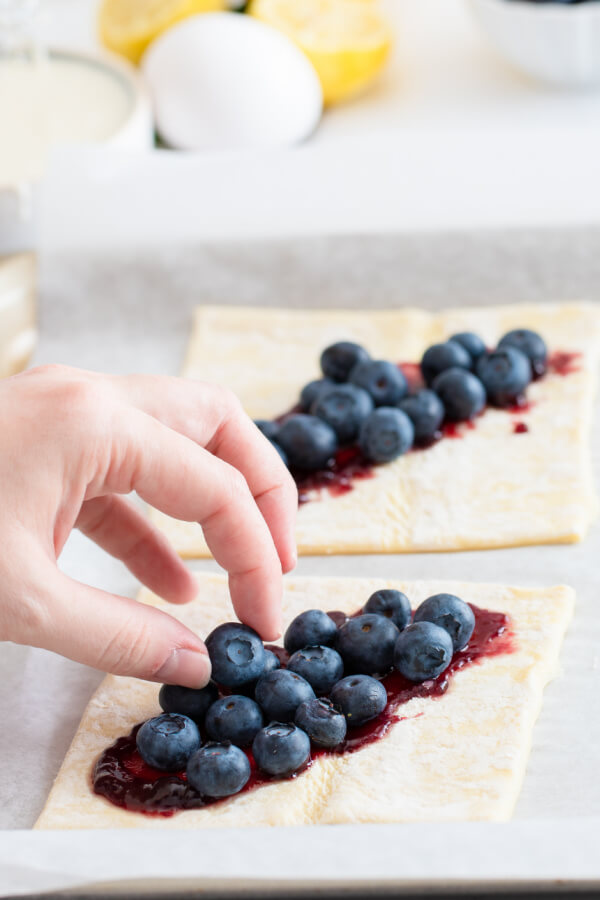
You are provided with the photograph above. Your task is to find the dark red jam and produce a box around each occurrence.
[548,350,582,377]
[92,730,289,815]
[505,396,534,414]
[441,419,477,440]
[296,446,374,505]
[92,604,513,817]
[289,350,577,504]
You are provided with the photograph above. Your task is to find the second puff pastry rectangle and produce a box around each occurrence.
[152,301,600,555]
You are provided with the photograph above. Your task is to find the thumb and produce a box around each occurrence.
[27,567,211,687]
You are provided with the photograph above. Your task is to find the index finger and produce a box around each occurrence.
[102,409,284,640]
[111,375,298,571]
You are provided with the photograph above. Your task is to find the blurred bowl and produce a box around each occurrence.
[0,47,152,255]
[468,0,600,88]
[0,48,152,375]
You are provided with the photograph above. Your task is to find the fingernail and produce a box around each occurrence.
[155,648,211,688]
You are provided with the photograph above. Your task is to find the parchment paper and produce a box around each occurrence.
[2,228,600,896]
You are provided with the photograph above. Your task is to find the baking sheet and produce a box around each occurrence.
[2,229,600,896]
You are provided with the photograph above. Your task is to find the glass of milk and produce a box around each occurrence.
[0,0,152,373]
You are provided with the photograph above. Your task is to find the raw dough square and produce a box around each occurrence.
[36,572,573,829]
[151,302,600,556]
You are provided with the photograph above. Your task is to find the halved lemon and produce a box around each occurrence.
[99,0,227,64]
[248,0,392,105]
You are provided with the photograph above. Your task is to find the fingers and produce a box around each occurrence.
[76,495,198,606]
[207,407,298,574]
[110,374,298,574]
[104,410,283,640]
[15,563,211,687]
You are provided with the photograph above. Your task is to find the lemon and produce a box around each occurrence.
[99,0,227,64]
[248,0,392,105]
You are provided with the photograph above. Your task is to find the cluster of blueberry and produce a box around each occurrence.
[255,328,547,472]
[136,590,475,802]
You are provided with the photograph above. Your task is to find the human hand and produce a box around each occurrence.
[0,365,297,687]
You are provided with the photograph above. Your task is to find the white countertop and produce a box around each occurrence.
[37,0,600,245]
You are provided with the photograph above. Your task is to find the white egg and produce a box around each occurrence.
[142,12,323,151]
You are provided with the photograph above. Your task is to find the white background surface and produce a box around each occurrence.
[35,0,600,248]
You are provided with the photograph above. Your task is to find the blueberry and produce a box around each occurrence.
[397,390,444,445]
[263,649,281,673]
[449,332,486,364]
[205,622,266,688]
[311,383,374,443]
[320,341,370,383]
[295,698,347,749]
[363,589,411,631]
[252,722,311,777]
[205,695,264,747]
[358,407,414,463]
[413,593,475,652]
[476,347,532,407]
[348,360,408,407]
[136,713,201,772]
[186,742,250,798]
[329,674,387,727]
[335,614,399,675]
[254,419,279,442]
[276,414,338,472]
[432,368,486,421]
[498,329,547,378]
[393,622,453,683]
[234,648,282,698]
[421,341,471,384]
[300,378,334,411]
[287,645,344,695]
[284,609,338,654]
[158,681,219,725]
[255,669,315,722]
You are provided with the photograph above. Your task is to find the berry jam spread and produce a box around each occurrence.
[548,350,582,377]
[505,398,534,414]
[296,446,374,504]
[93,728,285,815]
[440,419,476,440]
[93,604,513,817]
[292,352,579,504]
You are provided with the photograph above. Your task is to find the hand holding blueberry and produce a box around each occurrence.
[0,365,297,687]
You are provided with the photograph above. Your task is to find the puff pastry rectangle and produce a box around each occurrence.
[36,573,573,829]
[151,302,600,556]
